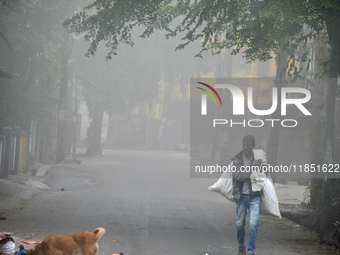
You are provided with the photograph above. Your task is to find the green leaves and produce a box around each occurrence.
[0,0,85,129]
[62,0,340,82]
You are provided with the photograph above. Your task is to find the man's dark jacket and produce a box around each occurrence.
[232,150,266,200]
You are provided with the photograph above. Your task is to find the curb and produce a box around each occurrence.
[35,165,52,177]
[280,210,306,225]
[0,164,53,214]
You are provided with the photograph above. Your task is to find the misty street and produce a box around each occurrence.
[1,0,340,254]
[1,150,337,255]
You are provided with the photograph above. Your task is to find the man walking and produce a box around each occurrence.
[232,135,266,255]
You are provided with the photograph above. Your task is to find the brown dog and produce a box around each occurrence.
[26,228,105,255]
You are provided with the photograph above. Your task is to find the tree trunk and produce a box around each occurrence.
[320,8,340,244]
[86,102,104,156]
[56,31,69,163]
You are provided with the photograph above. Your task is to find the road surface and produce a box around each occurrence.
[1,150,338,255]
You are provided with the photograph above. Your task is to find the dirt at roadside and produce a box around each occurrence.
[253,204,340,255]
[12,236,37,252]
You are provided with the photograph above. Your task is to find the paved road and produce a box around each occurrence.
[1,150,337,255]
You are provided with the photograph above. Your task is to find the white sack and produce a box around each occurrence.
[208,149,281,218]
[250,171,267,192]
[253,149,267,165]
[208,149,266,201]
[0,241,15,255]
[260,178,282,218]
[208,162,234,201]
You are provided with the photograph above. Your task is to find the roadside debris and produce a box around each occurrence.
[0,232,15,255]
[15,245,27,255]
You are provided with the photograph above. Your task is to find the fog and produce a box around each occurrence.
[1,0,340,182]
[2,0,340,253]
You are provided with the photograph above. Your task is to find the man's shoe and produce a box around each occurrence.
[238,245,246,255]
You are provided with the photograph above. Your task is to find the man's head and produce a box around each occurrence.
[243,135,255,158]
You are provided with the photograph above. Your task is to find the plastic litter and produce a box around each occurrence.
[0,232,15,255]
[0,241,15,255]
[19,240,40,245]
[15,245,27,255]
[250,171,266,192]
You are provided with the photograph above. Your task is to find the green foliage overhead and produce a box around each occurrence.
[0,0,66,129]
[64,0,163,60]
[64,0,339,67]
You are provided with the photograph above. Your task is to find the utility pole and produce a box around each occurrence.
[56,31,68,163]
[321,14,340,244]
[320,44,337,246]
[72,83,77,163]
[218,52,232,165]
[321,64,336,245]
[267,47,288,182]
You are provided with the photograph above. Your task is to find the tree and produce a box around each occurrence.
[64,0,339,153]
[72,34,164,155]
[0,1,63,130]
[0,0,87,163]
[64,0,337,62]
[70,15,216,155]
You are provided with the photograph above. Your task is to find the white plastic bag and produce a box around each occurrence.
[208,149,266,201]
[253,149,267,165]
[250,171,267,192]
[0,241,15,255]
[260,178,282,218]
[208,148,281,218]
[208,162,234,201]
[209,175,281,218]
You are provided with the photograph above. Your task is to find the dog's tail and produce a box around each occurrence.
[93,228,105,241]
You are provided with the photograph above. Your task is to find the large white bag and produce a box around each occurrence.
[260,178,282,218]
[0,241,15,255]
[209,175,281,218]
[208,149,266,200]
[208,162,234,201]
[208,150,281,218]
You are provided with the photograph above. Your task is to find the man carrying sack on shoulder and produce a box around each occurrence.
[232,135,267,255]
